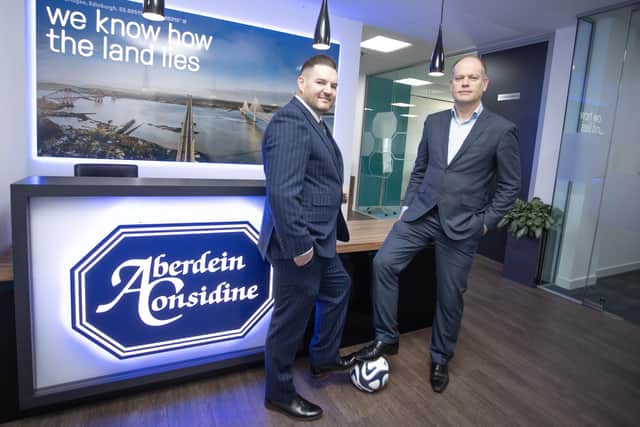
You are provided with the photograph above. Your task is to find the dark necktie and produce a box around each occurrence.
[320,120,331,137]
[320,119,342,175]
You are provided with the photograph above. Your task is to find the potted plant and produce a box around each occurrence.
[498,197,555,286]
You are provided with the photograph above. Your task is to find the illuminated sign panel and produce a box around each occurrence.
[71,222,272,358]
[16,193,270,404]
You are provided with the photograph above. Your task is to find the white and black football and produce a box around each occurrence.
[350,356,389,393]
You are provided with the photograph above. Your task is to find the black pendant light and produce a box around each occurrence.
[429,0,445,77]
[142,0,165,22]
[313,0,331,50]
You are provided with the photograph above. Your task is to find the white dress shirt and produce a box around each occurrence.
[295,95,321,123]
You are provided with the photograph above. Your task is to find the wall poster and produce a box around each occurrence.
[36,0,340,164]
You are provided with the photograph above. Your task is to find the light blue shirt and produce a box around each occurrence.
[447,103,483,165]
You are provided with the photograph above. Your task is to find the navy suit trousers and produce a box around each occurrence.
[372,209,482,364]
[264,255,351,402]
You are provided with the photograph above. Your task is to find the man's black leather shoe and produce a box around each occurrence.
[310,354,357,378]
[430,362,449,393]
[264,394,322,420]
[352,340,399,361]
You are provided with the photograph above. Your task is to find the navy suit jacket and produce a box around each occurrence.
[258,97,349,260]
[402,108,521,240]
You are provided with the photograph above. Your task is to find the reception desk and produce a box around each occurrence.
[11,176,269,411]
[5,176,435,418]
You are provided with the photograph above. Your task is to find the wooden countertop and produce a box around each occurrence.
[12,176,265,198]
[0,255,12,283]
[0,219,393,283]
[337,219,394,253]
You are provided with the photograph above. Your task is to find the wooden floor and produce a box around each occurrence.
[4,257,640,427]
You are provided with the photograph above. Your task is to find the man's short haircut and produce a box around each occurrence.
[299,54,337,75]
[451,55,488,77]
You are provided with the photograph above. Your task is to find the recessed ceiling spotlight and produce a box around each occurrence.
[393,78,432,86]
[360,36,412,53]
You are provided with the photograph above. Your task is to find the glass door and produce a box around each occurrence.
[540,5,640,324]
[582,8,640,321]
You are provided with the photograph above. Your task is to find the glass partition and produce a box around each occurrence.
[355,54,471,218]
[541,5,640,324]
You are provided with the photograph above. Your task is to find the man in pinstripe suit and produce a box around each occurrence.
[257,55,354,421]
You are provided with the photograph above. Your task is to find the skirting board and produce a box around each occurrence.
[556,274,597,290]
[596,260,640,278]
[555,260,640,290]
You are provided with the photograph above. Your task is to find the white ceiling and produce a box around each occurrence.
[298,0,626,74]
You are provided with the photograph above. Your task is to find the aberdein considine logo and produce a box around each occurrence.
[70,222,272,359]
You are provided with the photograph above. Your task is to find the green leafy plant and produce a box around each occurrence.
[497,197,555,240]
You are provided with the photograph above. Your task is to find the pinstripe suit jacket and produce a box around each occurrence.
[258,97,349,260]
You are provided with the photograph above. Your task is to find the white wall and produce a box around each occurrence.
[0,0,28,253]
[530,25,575,204]
[0,0,362,252]
[350,72,367,206]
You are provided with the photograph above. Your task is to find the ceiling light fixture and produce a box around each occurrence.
[313,0,331,50]
[394,78,432,87]
[360,36,412,53]
[391,102,416,108]
[142,0,165,21]
[429,0,445,76]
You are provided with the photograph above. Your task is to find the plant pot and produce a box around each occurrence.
[502,234,543,287]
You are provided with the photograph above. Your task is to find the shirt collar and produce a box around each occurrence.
[451,103,483,124]
[295,95,322,123]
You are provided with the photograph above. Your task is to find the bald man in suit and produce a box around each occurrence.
[353,55,521,394]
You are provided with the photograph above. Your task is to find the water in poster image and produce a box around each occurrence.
[38,89,280,164]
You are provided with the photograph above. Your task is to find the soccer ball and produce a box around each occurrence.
[350,356,389,393]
